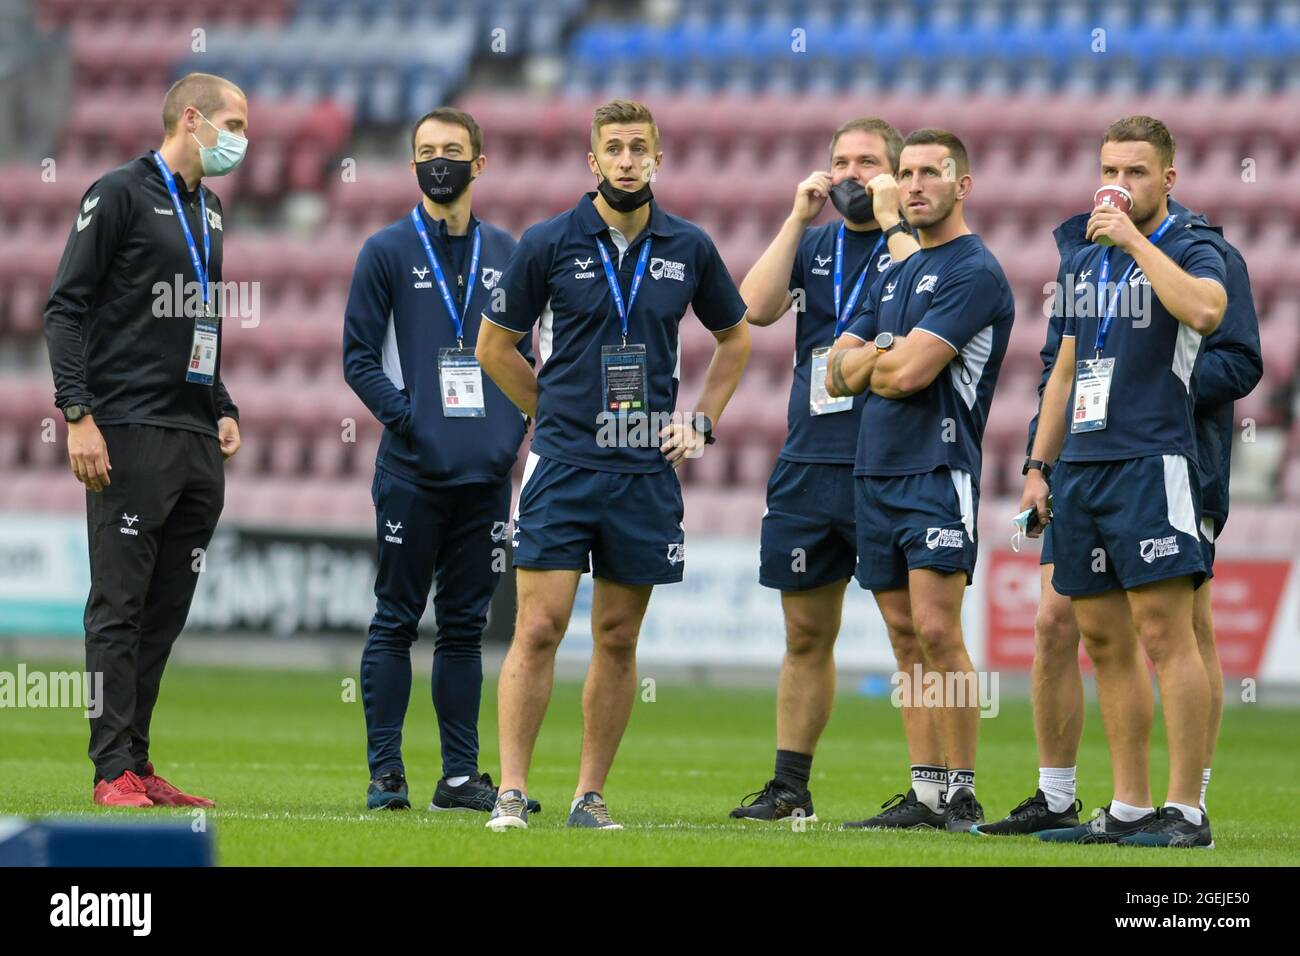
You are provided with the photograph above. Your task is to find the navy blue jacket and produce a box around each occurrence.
[1027,198,1261,530]
[343,206,532,488]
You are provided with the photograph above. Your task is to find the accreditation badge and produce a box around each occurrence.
[601,343,647,415]
[185,315,218,386]
[1071,357,1115,433]
[439,347,486,418]
[809,346,853,416]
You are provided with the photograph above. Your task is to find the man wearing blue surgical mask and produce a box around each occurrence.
[44,72,248,810]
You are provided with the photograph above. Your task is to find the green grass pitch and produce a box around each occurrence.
[2,658,1297,866]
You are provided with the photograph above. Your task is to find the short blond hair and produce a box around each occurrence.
[591,99,659,152]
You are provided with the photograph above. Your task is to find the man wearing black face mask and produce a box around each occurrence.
[476,99,751,830]
[727,119,919,822]
[343,107,536,815]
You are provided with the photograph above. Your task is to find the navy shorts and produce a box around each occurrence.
[853,468,979,592]
[512,453,686,586]
[1050,455,1207,597]
[1040,522,1055,565]
[759,459,857,591]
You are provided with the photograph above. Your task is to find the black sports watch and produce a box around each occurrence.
[882,220,910,240]
[62,403,93,423]
[1022,457,1053,480]
[694,414,716,445]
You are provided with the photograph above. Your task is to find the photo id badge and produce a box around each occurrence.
[185,317,218,386]
[1071,357,1115,433]
[809,347,853,416]
[439,347,486,418]
[601,343,647,416]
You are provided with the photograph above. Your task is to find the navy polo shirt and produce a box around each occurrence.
[781,222,892,465]
[486,192,747,473]
[844,234,1015,486]
[1059,218,1227,467]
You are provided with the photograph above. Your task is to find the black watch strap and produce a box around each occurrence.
[882,221,910,240]
[696,415,716,445]
[1023,457,1052,480]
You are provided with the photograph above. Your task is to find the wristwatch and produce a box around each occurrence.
[62,403,93,423]
[882,220,910,240]
[874,331,895,353]
[1022,457,1053,480]
[695,414,717,445]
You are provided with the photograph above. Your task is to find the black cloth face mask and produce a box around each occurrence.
[596,170,654,212]
[416,157,474,204]
[830,178,874,224]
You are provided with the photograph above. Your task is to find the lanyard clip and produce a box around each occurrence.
[457,336,465,351]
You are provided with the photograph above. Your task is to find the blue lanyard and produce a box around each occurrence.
[153,151,210,309]
[833,225,886,339]
[410,206,481,346]
[1094,214,1176,355]
[596,235,652,344]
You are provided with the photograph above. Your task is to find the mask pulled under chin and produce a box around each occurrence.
[597,175,653,213]
[416,157,474,204]
[830,179,874,224]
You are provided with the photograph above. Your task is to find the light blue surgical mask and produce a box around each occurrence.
[191,110,247,177]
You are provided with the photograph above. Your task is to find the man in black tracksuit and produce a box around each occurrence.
[343,107,535,813]
[43,73,248,808]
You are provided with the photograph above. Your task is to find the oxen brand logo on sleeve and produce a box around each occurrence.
[119,513,140,536]
[384,520,404,544]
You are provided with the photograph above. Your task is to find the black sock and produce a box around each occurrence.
[774,749,813,789]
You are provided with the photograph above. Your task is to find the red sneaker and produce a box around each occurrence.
[140,762,216,808]
[93,770,154,808]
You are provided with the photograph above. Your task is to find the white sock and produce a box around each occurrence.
[1038,766,1077,813]
[1110,799,1154,823]
[1166,801,1203,826]
[911,765,947,812]
[947,767,975,798]
[1200,768,1211,810]
[446,775,470,788]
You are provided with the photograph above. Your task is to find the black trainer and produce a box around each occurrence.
[366,769,411,810]
[1038,803,1157,844]
[971,789,1082,836]
[842,789,944,830]
[430,772,541,814]
[943,787,985,831]
[729,778,816,822]
[1117,806,1215,849]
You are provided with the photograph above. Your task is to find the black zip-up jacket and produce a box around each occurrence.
[44,150,238,437]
